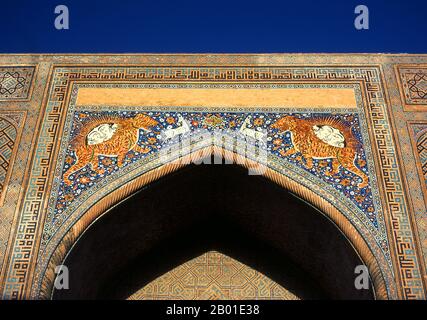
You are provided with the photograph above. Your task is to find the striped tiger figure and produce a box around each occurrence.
[63,113,158,185]
[271,115,368,188]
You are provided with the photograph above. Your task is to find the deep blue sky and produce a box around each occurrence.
[1,0,426,53]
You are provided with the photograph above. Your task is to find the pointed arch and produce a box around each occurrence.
[35,146,391,299]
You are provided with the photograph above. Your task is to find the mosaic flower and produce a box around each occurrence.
[357,159,367,167]
[279,149,287,157]
[136,146,150,154]
[253,118,264,126]
[101,158,113,166]
[64,194,74,202]
[355,195,365,203]
[318,160,329,168]
[273,138,282,146]
[147,137,157,144]
[65,155,74,165]
[79,176,90,184]
[340,178,351,186]
[203,115,224,128]
[345,115,355,122]
[166,116,176,124]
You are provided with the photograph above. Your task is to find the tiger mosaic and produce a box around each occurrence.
[54,111,377,229]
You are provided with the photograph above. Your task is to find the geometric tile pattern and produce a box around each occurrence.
[0,115,20,206]
[416,128,427,188]
[0,67,35,100]
[398,67,427,106]
[127,251,299,300]
[0,111,26,290]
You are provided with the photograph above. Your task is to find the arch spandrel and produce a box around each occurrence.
[33,109,395,299]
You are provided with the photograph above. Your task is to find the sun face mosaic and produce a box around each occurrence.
[52,110,378,232]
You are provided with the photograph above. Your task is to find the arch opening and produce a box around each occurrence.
[51,161,377,300]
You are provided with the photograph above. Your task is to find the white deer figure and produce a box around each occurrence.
[239,115,267,141]
[161,114,191,140]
